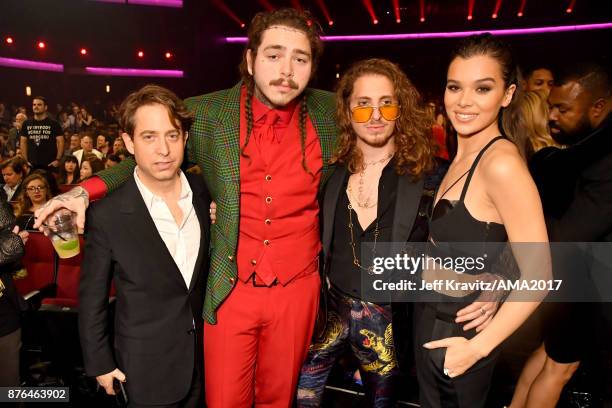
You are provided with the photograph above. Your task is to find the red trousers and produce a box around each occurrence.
[204,267,320,408]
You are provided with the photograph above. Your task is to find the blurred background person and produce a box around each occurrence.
[0,157,26,202]
[57,155,80,185]
[77,154,104,183]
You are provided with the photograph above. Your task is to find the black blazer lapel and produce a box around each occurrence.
[391,175,424,243]
[119,177,188,291]
[322,165,348,260]
[187,175,210,293]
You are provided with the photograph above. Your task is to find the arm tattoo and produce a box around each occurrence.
[55,186,90,207]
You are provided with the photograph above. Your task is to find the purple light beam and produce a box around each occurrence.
[127,0,183,7]
[0,57,64,72]
[85,67,184,77]
[225,22,612,43]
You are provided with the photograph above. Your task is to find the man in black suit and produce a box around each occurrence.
[511,63,611,407]
[79,85,210,407]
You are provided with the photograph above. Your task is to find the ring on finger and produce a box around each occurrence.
[480,307,486,316]
[443,367,452,377]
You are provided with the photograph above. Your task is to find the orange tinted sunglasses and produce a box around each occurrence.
[351,104,401,123]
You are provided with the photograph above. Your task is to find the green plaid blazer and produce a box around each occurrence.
[97,82,338,323]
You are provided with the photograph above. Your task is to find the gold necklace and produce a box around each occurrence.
[348,153,393,208]
[347,204,379,275]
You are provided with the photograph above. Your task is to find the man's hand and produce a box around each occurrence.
[12,226,29,245]
[96,368,126,395]
[33,186,89,232]
[209,201,216,224]
[49,160,60,167]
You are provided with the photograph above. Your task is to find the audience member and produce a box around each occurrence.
[521,64,555,96]
[503,90,558,159]
[112,136,126,153]
[78,154,104,182]
[19,96,64,171]
[14,173,54,230]
[96,134,110,157]
[57,155,80,185]
[7,113,26,157]
[0,158,26,202]
[0,200,28,387]
[114,148,131,162]
[79,107,94,130]
[73,135,104,164]
[105,154,121,169]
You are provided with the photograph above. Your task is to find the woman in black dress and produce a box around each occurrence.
[414,34,550,407]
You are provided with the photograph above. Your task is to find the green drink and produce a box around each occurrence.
[52,237,80,259]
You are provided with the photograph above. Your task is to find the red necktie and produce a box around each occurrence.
[256,111,279,164]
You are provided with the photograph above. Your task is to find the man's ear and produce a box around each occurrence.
[121,132,135,155]
[246,49,254,76]
[589,97,607,120]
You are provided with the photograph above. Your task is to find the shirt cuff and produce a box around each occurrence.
[80,176,107,202]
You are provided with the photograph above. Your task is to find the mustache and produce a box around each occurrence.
[269,78,299,89]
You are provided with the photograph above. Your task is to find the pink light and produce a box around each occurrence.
[137,50,144,58]
[392,0,401,24]
[127,0,183,7]
[362,0,378,25]
[5,37,13,45]
[493,0,503,19]
[212,0,245,29]
[566,0,576,14]
[80,48,88,55]
[38,41,46,49]
[420,0,426,23]
[566,8,572,13]
[0,57,63,72]
[85,66,184,78]
[165,52,172,59]
[328,20,334,26]
[315,0,333,26]
[468,0,475,21]
[518,0,527,17]
[467,15,473,20]
[225,22,612,43]
[492,13,498,18]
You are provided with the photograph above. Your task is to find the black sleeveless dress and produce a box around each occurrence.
[414,136,509,408]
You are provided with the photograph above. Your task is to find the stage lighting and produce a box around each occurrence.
[26,86,31,96]
[106,85,111,93]
[240,23,246,28]
[165,52,172,59]
[328,20,334,26]
[5,37,13,45]
[566,8,573,13]
[373,19,379,24]
[517,12,523,17]
[137,50,144,58]
[80,48,88,55]
[38,41,46,49]
[467,15,473,20]
[396,18,401,23]
[492,13,498,18]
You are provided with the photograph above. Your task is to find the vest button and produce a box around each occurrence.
[228,255,234,262]
[229,277,235,284]
[265,175,272,181]
[263,240,270,246]
[265,196,272,204]
[264,219,271,225]
[251,259,257,265]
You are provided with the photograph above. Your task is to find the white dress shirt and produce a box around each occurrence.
[3,182,20,201]
[133,168,201,288]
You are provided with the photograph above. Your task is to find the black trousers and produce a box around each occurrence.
[128,363,203,408]
[413,303,499,408]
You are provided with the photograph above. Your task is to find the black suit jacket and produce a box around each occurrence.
[316,162,446,372]
[0,182,23,203]
[78,173,210,405]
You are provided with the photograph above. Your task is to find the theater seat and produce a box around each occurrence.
[58,184,79,194]
[13,231,57,307]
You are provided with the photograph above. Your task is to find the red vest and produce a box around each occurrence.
[237,88,322,285]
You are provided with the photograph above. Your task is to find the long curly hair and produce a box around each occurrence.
[238,8,324,173]
[333,58,437,178]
